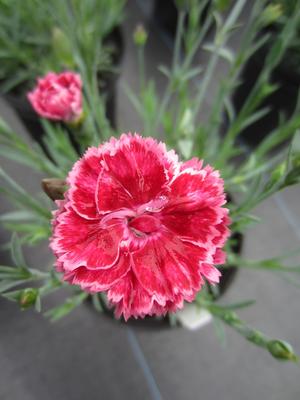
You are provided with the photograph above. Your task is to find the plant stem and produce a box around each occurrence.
[206,303,298,362]
[138,45,145,93]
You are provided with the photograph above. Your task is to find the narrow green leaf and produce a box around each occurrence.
[35,294,42,312]
[217,299,256,310]
[122,82,143,115]
[91,293,103,312]
[203,43,235,64]
[158,65,171,78]
[212,317,227,346]
[45,292,88,322]
[0,166,51,219]
[10,234,27,268]
[0,210,36,223]
[0,280,24,294]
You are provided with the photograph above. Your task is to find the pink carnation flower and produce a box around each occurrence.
[27,71,82,122]
[50,133,230,320]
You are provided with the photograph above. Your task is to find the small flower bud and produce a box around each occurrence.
[67,110,85,127]
[42,178,66,201]
[261,4,282,27]
[213,0,232,12]
[52,27,74,68]
[133,24,148,47]
[267,340,298,362]
[271,162,286,181]
[19,288,38,310]
[175,0,189,10]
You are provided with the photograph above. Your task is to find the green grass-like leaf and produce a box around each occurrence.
[45,292,88,322]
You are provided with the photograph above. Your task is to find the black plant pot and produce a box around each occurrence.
[98,26,124,130]
[153,0,178,37]
[152,0,211,42]
[1,27,124,150]
[232,31,300,147]
[215,231,242,297]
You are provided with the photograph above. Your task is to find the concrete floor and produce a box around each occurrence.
[0,1,300,399]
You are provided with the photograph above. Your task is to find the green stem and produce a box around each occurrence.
[181,0,213,71]
[206,304,298,362]
[172,10,186,72]
[138,45,145,93]
[153,10,186,136]
[191,0,247,146]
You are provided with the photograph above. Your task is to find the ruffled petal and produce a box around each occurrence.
[200,264,221,284]
[131,233,207,302]
[65,253,130,291]
[213,248,226,264]
[96,169,134,213]
[161,207,222,246]
[161,237,207,292]
[131,236,172,304]
[213,213,231,247]
[199,248,226,285]
[108,271,177,320]
[180,158,203,171]
[100,134,170,209]
[50,205,124,271]
[68,147,103,219]
[166,168,226,213]
[108,272,153,320]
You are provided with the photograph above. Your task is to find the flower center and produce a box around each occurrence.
[129,214,160,235]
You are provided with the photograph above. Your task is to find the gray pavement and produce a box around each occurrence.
[0,1,300,399]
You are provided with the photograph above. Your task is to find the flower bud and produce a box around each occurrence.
[19,288,39,310]
[42,178,66,201]
[52,27,74,68]
[174,0,190,10]
[133,24,148,47]
[261,4,282,27]
[213,0,232,12]
[267,340,298,362]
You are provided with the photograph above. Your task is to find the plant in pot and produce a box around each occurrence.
[232,0,300,147]
[0,0,300,362]
[0,0,125,144]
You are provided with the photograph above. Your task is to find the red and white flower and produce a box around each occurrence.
[27,71,82,123]
[50,133,230,319]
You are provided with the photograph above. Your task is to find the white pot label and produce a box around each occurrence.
[176,304,212,330]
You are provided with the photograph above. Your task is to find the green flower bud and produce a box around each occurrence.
[261,4,282,27]
[174,0,190,10]
[67,110,85,128]
[52,27,75,68]
[271,162,286,182]
[213,0,232,12]
[19,288,39,310]
[133,24,148,47]
[267,340,298,362]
